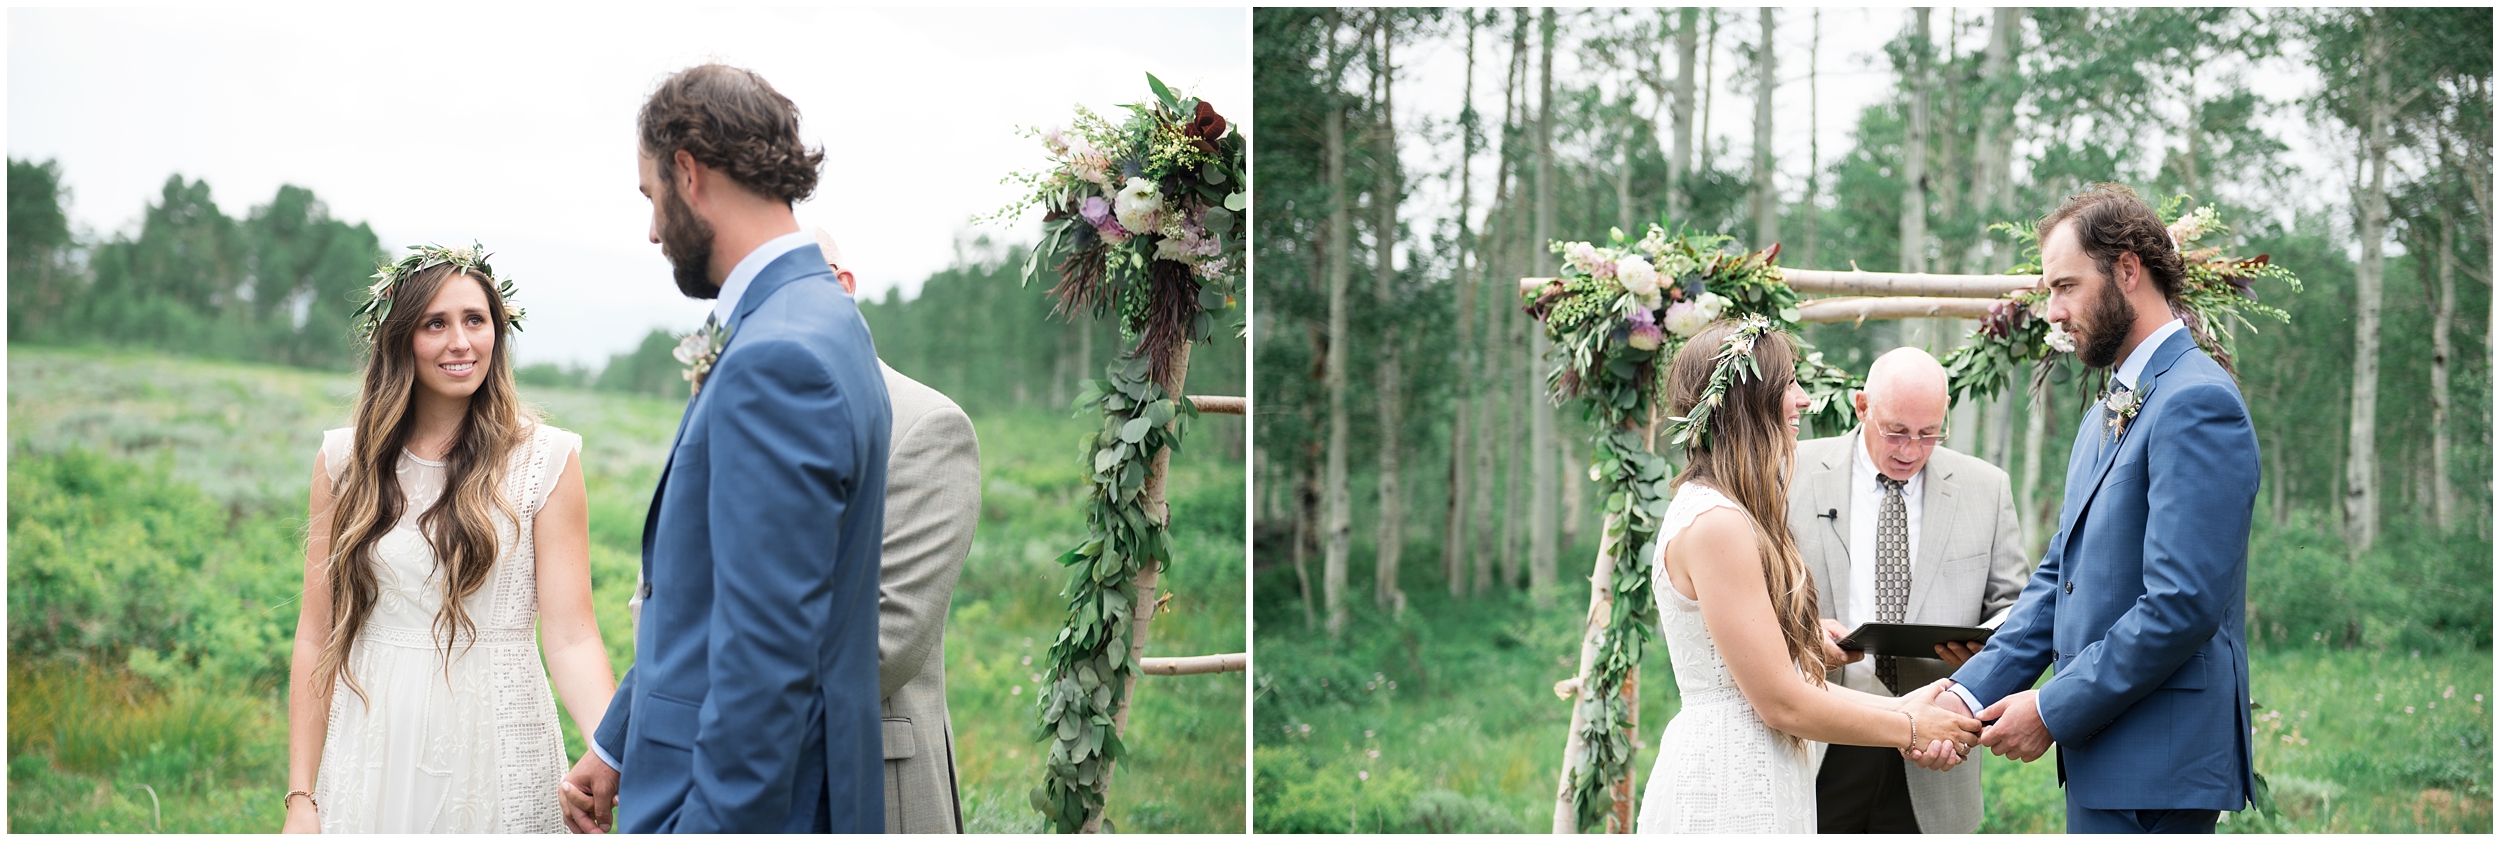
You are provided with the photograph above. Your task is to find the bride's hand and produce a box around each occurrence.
[282,797,320,834]
[1896,680,1981,770]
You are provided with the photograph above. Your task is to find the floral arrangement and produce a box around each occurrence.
[1007,73,1246,387]
[1004,74,1243,834]
[1519,224,1852,831]
[353,242,524,341]
[1942,197,2302,406]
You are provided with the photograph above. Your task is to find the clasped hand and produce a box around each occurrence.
[560,750,619,833]
[1893,679,1983,771]
[1932,685,2055,763]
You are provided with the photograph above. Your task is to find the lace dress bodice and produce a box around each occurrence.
[1635,484,1826,834]
[314,424,579,834]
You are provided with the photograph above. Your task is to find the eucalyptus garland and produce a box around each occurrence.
[1006,74,1244,834]
[1522,224,1850,830]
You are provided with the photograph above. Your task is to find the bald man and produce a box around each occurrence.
[1788,348,2032,833]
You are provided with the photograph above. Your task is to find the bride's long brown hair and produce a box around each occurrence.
[1665,320,1826,691]
[316,264,532,704]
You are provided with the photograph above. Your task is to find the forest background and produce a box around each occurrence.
[1251,7,2490,833]
[4,161,1248,831]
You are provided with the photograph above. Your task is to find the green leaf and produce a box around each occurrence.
[1146,72,1178,111]
[1120,416,1152,443]
[1225,192,1246,211]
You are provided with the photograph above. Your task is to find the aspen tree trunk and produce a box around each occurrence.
[1371,15,1409,617]
[1699,9,1718,177]
[1900,8,1934,355]
[1293,452,1318,631]
[1323,14,1355,636]
[1669,8,1698,222]
[2344,16,2389,556]
[1447,14,1481,597]
[1751,7,1778,248]
[1490,12,1530,593]
[1801,9,1821,270]
[1561,436,1583,551]
[2431,218,2455,532]
[1529,5,1560,607]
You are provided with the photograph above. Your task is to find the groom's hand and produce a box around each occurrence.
[561,751,619,833]
[1977,689,2053,762]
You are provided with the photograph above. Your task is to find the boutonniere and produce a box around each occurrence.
[2103,385,2143,441]
[673,321,730,397]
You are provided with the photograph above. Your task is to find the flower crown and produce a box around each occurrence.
[352,242,526,341]
[1665,314,1778,451]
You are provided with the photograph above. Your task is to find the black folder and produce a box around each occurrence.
[1835,622,1994,659]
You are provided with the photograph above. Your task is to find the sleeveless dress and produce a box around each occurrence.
[313,424,581,833]
[1634,484,1827,834]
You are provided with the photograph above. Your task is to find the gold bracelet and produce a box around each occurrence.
[286,790,318,810]
[1904,709,1920,752]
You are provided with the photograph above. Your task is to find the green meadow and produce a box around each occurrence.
[6,345,1244,832]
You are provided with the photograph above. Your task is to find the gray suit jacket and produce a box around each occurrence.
[871,362,979,833]
[628,362,979,832]
[1787,430,2030,834]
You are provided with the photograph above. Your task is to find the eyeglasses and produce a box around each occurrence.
[1877,430,1950,448]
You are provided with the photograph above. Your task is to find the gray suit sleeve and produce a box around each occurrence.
[877,405,981,700]
[1978,467,2029,629]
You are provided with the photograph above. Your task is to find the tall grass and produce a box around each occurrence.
[7,346,1245,832]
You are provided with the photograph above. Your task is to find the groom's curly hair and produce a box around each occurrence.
[640,63,825,204]
[2038,183,2186,300]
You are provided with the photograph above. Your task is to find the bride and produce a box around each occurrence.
[1636,318,1980,834]
[283,245,616,833]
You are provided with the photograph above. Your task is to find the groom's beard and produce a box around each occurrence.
[2073,275,2134,369]
[658,181,720,299]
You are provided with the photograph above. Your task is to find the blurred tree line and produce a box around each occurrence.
[1253,7,2489,645]
[8,159,1243,421]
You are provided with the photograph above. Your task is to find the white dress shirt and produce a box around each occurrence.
[1942,317,2185,717]
[711,229,821,325]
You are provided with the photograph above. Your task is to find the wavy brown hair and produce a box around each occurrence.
[639,63,825,204]
[1665,320,1825,700]
[2038,183,2186,300]
[316,264,532,704]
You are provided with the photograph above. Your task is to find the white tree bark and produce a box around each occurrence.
[1751,8,1778,248]
[1529,6,1561,607]
[2343,16,2389,556]
[1322,15,1355,636]
[1669,8,1698,222]
[1372,16,1408,617]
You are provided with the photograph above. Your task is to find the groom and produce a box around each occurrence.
[1936,185,2259,833]
[562,64,890,833]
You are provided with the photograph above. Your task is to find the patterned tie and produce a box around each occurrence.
[1874,475,1911,694]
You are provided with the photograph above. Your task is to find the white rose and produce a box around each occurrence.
[1114,177,1163,235]
[1617,255,1660,297]
[1564,241,1601,274]
[1694,291,1730,320]
[1662,302,1709,337]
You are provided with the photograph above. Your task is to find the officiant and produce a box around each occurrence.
[1788,347,2031,833]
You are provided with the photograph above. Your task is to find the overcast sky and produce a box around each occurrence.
[10,7,1248,368]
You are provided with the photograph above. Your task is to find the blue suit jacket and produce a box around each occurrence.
[1950,329,2258,812]
[593,244,890,832]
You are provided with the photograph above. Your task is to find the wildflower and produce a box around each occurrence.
[1628,322,1668,351]
[1300,723,1313,735]
[2406,706,2416,714]
[1565,241,1603,274]
[1021,655,1033,666]
[1030,673,1043,683]
[1011,685,1022,696]
[1366,749,1381,759]
[2444,686,2456,699]
[1358,771,1369,782]
[1364,730,1375,739]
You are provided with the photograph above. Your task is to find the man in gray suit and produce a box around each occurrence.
[1789,347,2030,833]
[627,229,981,832]
[815,228,981,833]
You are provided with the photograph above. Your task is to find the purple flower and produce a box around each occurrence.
[1081,196,1113,226]
[1629,322,1667,351]
[1627,306,1656,327]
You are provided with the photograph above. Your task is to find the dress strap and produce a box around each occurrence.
[518,425,581,515]
[319,428,353,485]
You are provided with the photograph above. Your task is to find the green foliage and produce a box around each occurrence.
[7,448,302,691]
[592,328,693,399]
[6,161,385,369]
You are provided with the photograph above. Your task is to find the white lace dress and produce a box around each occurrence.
[1635,484,1827,834]
[313,424,580,833]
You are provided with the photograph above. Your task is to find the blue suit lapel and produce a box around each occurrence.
[635,243,833,570]
[2052,329,2198,560]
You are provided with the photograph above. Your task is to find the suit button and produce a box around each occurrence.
[2063,582,2074,594]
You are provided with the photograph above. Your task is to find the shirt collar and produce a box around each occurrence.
[1849,427,1925,492]
[711,230,819,325]
[2113,317,2186,391]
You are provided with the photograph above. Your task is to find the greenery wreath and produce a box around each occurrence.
[351,242,524,342]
